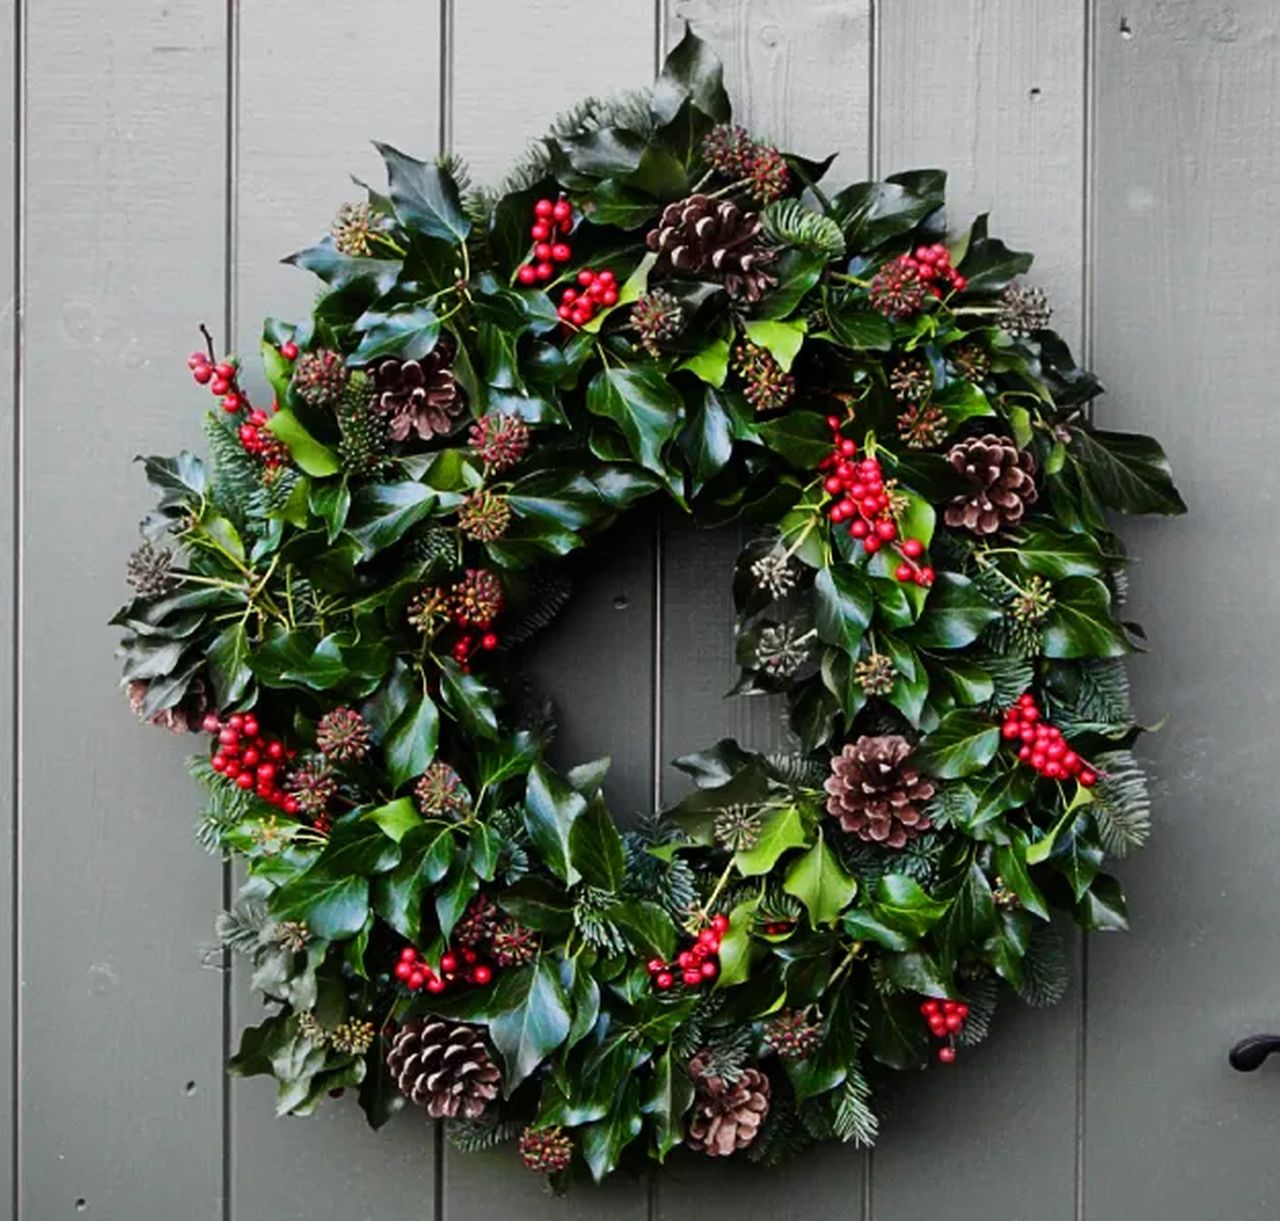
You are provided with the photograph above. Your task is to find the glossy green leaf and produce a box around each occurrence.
[523,763,585,885]
[912,709,1001,778]
[813,564,874,656]
[642,1046,695,1162]
[365,797,421,843]
[1043,576,1129,659]
[568,795,626,892]
[908,573,1001,649]
[783,833,858,928]
[585,366,682,475]
[871,873,949,936]
[265,409,340,477]
[744,318,806,371]
[1068,427,1186,516]
[382,688,439,788]
[734,805,808,876]
[488,957,572,1092]
[375,142,470,244]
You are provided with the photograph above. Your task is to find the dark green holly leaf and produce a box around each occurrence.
[1042,576,1129,659]
[813,564,874,657]
[435,849,479,939]
[757,410,834,469]
[439,660,500,739]
[841,909,914,952]
[586,366,682,475]
[994,833,1050,920]
[561,127,646,178]
[488,957,572,1092]
[271,874,369,942]
[680,385,734,494]
[374,142,470,244]
[284,238,401,296]
[912,708,1001,779]
[671,739,757,790]
[497,876,575,934]
[309,478,350,544]
[870,873,949,937]
[830,178,940,250]
[265,409,340,477]
[827,304,893,351]
[866,991,928,1070]
[581,1078,644,1183]
[568,794,626,892]
[1068,427,1186,516]
[523,763,585,885]
[957,213,1033,292]
[642,1046,695,1162]
[561,956,601,1052]
[207,622,253,707]
[587,179,659,229]
[609,899,678,961]
[382,687,439,789]
[1007,523,1107,579]
[935,860,996,967]
[346,481,440,557]
[372,821,456,941]
[1076,873,1129,931]
[349,303,440,366]
[907,573,1001,648]
[365,796,421,843]
[651,25,730,123]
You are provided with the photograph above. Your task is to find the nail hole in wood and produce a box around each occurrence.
[185,1081,197,1096]
[75,1201,87,1213]
[613,594,629,610]
[1029,87,1042,100]
[1119,17,1133,38]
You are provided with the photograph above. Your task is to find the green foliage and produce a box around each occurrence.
[112,27,1181,1187]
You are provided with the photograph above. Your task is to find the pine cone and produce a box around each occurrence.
[126,675,209,734]
[942,433,1038,536]
[824,734,935,848]
[645,195,777,302]
[374,341,466,442]
[686,1051,770,1157]
[387,1018,501,1119]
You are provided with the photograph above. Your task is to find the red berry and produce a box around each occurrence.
[440,952,458,974]
[677,951,694,970]
[902,538,924,559]
[214,363,235,380]
[600,289,619,306]
[895,563,914,582]
[193,364,213,385]
[698,928,719,948]
[471,964,493,985]
[517,264,537,285]
[481,632,499,651]
[394,961,413,981]
[655,972,674,991]
[280,341,299,360]
[426,977,446,994]
[682,970,703,987]
[210,755,226,773]
[938,1047,957,1065]
[945,1013,964,1032]
[700,960,718,979]
[917,566,935,586]
[530,222,551,242]
[557,304,573,321]
[1079,769,1098,788]
[535,262,554,281]
[711,914,730,934]
[577,269,596,286]
[920,1000,939,1016]
[550,243,571,263]
[849,518,870,539]
[235,772,254,790]
[955,1003,969,1018]
[864,536,881,554]
[552,199,572,222]
[875,519,897,541]
[534,242,553,262]
[533,199,554,218]
[647,959,665,975]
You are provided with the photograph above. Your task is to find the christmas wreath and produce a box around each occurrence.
[113,31,1185,1185]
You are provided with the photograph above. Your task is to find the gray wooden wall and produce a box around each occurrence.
[4,1,1279,1218]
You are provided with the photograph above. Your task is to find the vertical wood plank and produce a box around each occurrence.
[0,0,14,1216]
[20,3,228,1216]
[442,3,656,1214]
[1086,4,1280,1217]
[869,6,1084,1220]
[230,4,442,1217]
[658,0,873,806]
[658,3,872,1216]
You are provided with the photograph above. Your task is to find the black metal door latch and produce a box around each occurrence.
[1229,1034,1280,1072]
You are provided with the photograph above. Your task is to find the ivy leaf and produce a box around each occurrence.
[346,482,439,557]
[756,411,833,469]
[609,899,678,961]
[783,833,858,928]
[496,876,574,935]
[743,318,806,371]
[207,622,253,707]
[439,660,500,739]
[374,142,469,244]
[912,709,1001,779]
[680,385,734,494]
[957,213,1033,292]
[1076,873,1130,931]
[734,805,808,876]
[935,860,996,967]
[561,957,601,1052]
[1006,523,1106,580]
[365,796,421,844]
[935,380,993,426]
[581,1080,644,1183]
[813,564,873,656]
[266,409,340,477]
[568,794,626,892]
[488,957,572,1093]
[284,238,400,296]
[679,337,731,387]
[642,1046,695,1162]
[586,366,682,475]
[1068,427,1186,516]
[372,821,456,941]
[994,833,1050,920]
[382,688,439,788]
[435,849,479,939]
[523,763,585,885]
[830,177,941,251]
[907,573,1001,649]
[1042,576,1129,659]
[272,875,369,941]
[826,304,893,351]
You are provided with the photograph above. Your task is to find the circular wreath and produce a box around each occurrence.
[113,31,1185,1185]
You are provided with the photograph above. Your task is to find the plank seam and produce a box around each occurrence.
[8,0,22,1216]
[222,0,240,1217]
[438,0,454,156]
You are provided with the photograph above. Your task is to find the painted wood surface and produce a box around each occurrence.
[5,1,1280,1218]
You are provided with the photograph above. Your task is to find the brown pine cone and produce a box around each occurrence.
[386,1018,501,1119]
[374,341,466,442]
[824,734,935,849]
[645,195,777,302]
[686,1051,771,1157]
[942,433,1038,536]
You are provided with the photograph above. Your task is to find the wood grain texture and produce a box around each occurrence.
[657,3,870,1213]
[444,4,656,1217]
[658,0,874,807]
[0,2,14,1217]
[1086,4,1280,1218]
[19,3,228,1217]
[230,4,442,1216]
[869,6,1084,1219]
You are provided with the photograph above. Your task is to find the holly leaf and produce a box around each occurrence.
[866,991,928,1070]
[271,875,369,941]
[814,564,874,657]
[743,318,806,372]
[907,573,1001,649]
[912,709,1001,779]
[642,1046,695,1162]
[651,25,731,123]
[870,873,949,937]
[439,660,500,739]
[1068,427,1186,516]
[568,794,626,892]
[1006,523,1107,579]
[382,688,439,788]
[349,303,440,366]
[783,833,858,928]
[207,622,253,707]
[265,409,340,477]
[523,763,585,885]
[1042,576,1129,659]
[374,142,469,244]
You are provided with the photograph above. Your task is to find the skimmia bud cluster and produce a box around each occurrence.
[819,416,933,586]
[1001,693,1098,786]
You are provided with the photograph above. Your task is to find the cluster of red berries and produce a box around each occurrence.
[818,417,934,585]
[899,244,968,298]
[920,997,969,1064]
[202,712,300,812]
[648,914,730,990]
[555,267,619,327]
[186,345,289,469]
[1001,693,1098,786]
[393,945,493,994]
[760,919,795,936]
[516,196,575,286]
[450,630,501,671]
